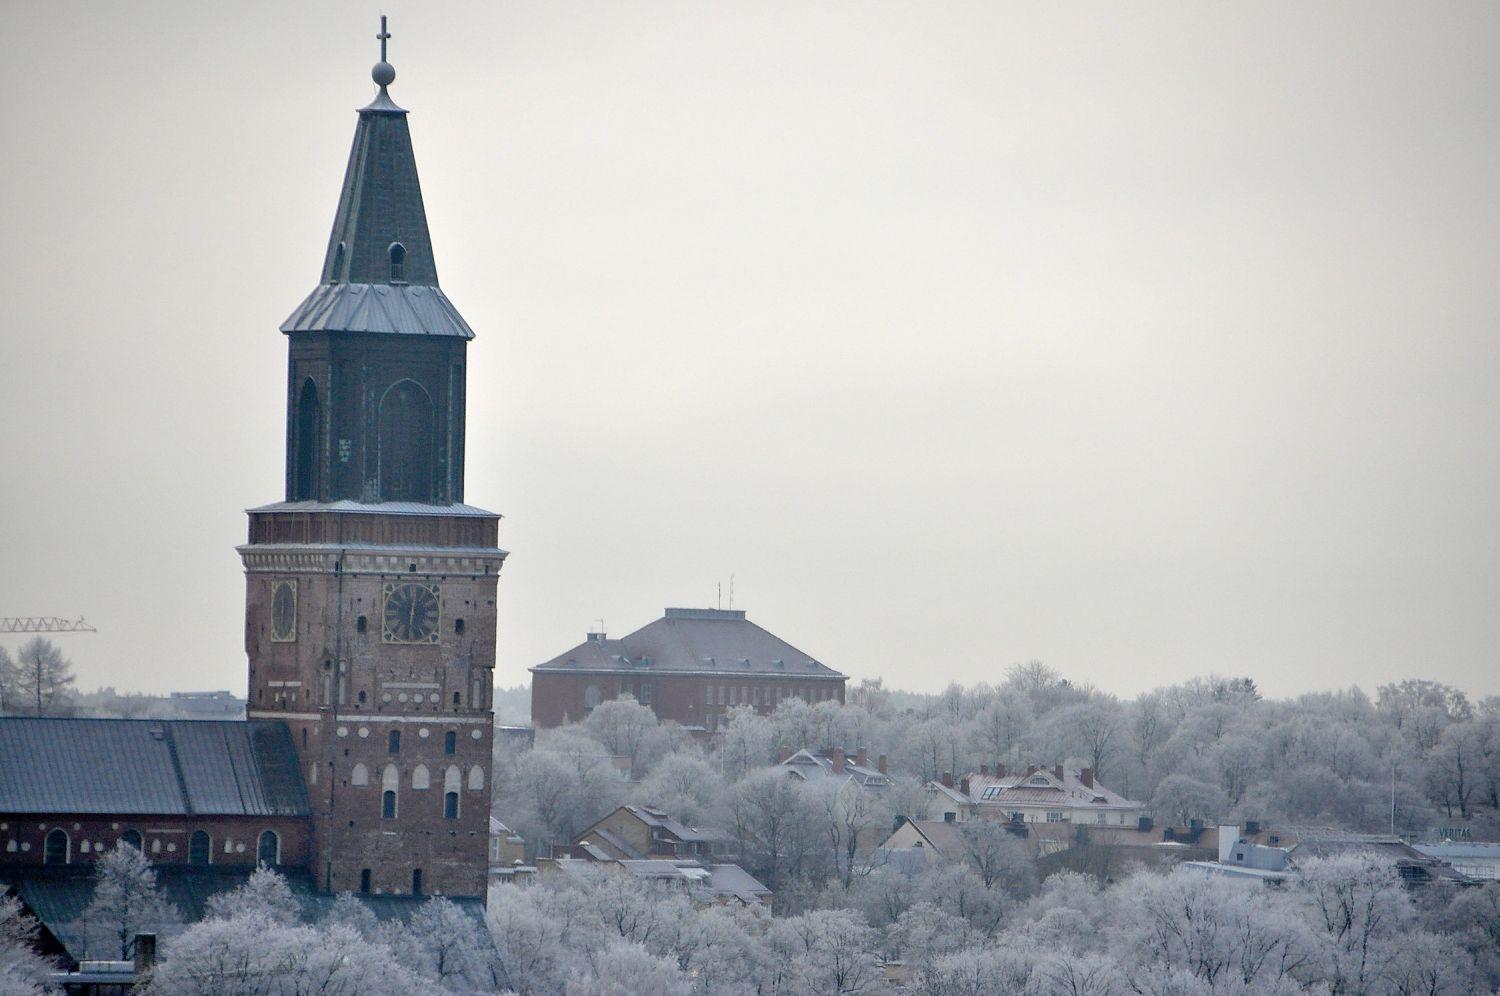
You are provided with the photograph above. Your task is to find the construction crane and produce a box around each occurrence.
[0,617,98,634]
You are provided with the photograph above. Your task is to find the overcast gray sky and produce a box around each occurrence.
[2,1,1497,701]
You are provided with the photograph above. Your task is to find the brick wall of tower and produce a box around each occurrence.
[242,509,505,899]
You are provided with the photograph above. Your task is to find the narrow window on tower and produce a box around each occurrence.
[360,868,371,893]
[444,791,459,818]
[388,241,407,282]
[452,691,461,707]
[293,378,322,500]
[444,730,456,755]
[411,868,423,894]
[356,615,368,634]
[382,790,397,819]
[454,618,465,635]
[388,730,400,754]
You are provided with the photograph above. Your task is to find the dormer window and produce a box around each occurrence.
[1029,776,1049,786]
[388,241,407,282]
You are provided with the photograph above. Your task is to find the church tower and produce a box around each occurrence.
[238,22,505,899]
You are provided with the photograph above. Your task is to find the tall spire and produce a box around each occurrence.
[280,15,472,339]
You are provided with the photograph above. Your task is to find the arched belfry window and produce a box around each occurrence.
[388,241,407,282]
[294,378,322,500]
[377,379,434,502]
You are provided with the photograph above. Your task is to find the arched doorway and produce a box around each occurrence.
[189,830,211,866]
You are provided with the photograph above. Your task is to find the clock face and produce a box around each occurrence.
[383,582,440,644]
[270,581,297,642]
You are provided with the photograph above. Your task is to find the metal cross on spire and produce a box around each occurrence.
[377,15,391,62]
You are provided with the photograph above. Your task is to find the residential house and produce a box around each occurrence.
[576,805,736,861]
[779,747,892,792]
[963,764,1144,827]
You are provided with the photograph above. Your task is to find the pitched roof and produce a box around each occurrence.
[903,819,968,858]
[964,767,1141,810]
[532,608,844,678]
[780,749,891,789]
[0,718,309,817]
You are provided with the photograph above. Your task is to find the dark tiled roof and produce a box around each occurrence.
[533,607,843,678]
[0,718,309,817]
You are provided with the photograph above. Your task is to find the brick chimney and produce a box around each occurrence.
[995,762,1006,778]
[980,764,989,776]
[1025,764,1037,778]
[777,745,793,764]
[941,771,954,788]
[878,754,888,775]
[832,747,846,774]
[855,747,868,768]
[960,776,971,797]
[1054,763,1064,781]
[1080,767,1094,788]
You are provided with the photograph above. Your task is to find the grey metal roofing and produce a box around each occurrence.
[533,607,844,678]
[280,282,473,338]
[248,499,499,518]
[279,71,476,339]
[0,718,309,817]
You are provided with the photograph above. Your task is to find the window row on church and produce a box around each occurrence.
[346,763,481,820]
[35,827,280,868]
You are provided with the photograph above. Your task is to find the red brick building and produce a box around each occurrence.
[530,608,847,730]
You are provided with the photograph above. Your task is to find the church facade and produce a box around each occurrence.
[1,37,501,907]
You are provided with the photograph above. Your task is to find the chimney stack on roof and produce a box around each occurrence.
[777,745,793,764]
[878,754,888,775]
[1080,767,1094,788]
[960,776,971,797]
[980,764,989,776]
[855,747,868,768]
[1026,765,1038,778]
[995,762,1006,778]
[832,747,846,774]
[941,771,954,788]
[1054,763,1064,781]
[586,631,606,643]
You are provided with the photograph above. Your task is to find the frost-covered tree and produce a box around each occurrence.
[395,896,490,991]
[639,753,726,828]
[202,866,300,925]
[584,694,658,774]
[83,844,177,959]
[956,820,1035,897]
[770,908,882,995]
[0,892,58,996]
[564,939,690,996]
[143,914,422,996]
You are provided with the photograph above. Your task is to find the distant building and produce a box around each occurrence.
[530,608,846,729]
[1183,825,1477,887]
[576,805,736,861]
[167,691,245,718]
[778,747,892,792]
[962,764,1144,827]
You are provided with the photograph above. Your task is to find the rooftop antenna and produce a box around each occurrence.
[716,582,722,610]
[728,573,735,609]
